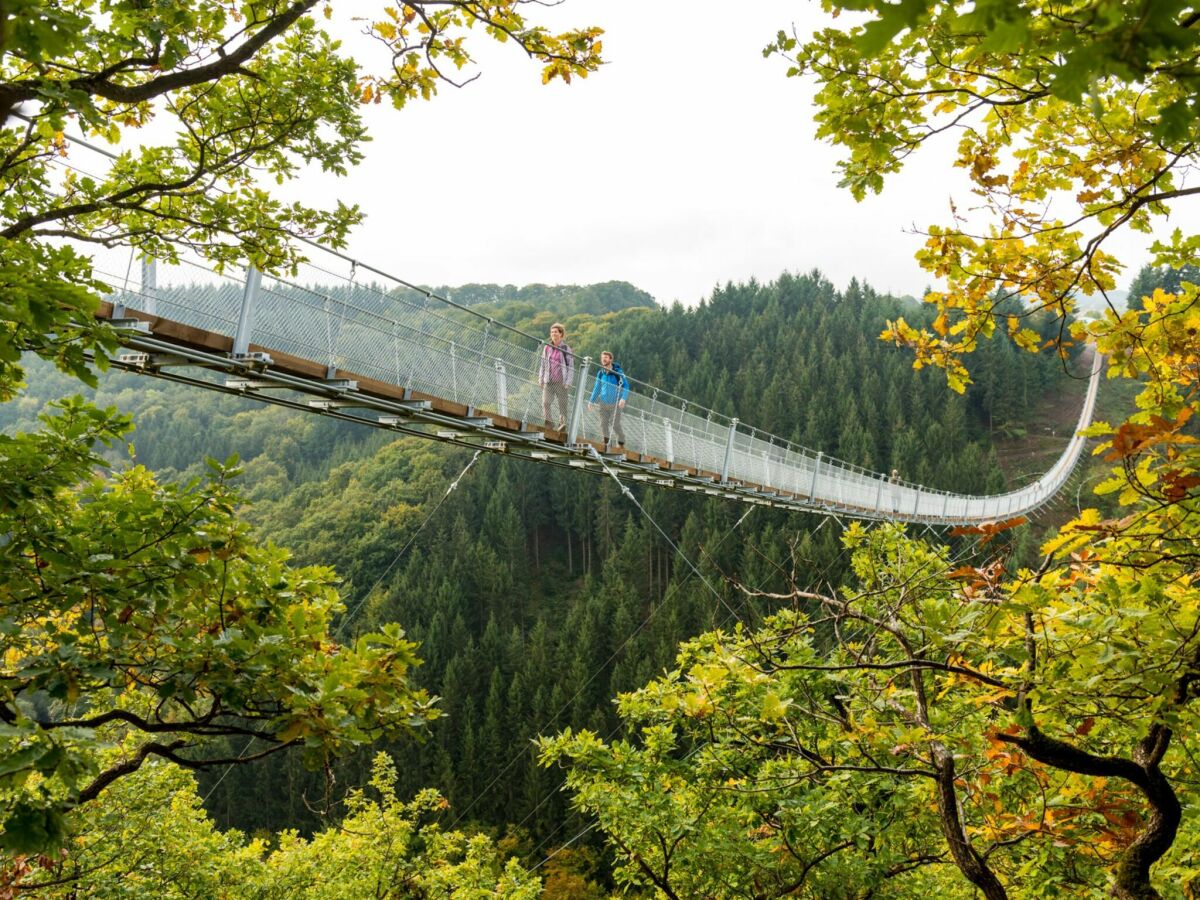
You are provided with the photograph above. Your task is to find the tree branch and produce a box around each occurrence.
[0,1,318,122]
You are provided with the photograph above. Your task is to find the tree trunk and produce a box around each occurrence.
[1111,754,1180,899]
[1002,724,1181,900]
[933,747,1007,900]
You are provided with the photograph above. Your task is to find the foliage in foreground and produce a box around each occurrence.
[0,398,435,852]
[1,0,602,393]
[772,0,1200,392]
[543,520,1200,898]
[4,754,539,898]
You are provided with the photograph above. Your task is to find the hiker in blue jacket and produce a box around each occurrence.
[587,350,629,448]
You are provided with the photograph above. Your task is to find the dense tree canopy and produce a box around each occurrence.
[770,0,1200,391]
[1126,263,1200,310]
[10,0,1192,895]
[0,264,1064,889]
[13,754,540,897]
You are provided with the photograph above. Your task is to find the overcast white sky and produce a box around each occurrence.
[294,1,1184,306]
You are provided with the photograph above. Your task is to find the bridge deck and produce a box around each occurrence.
[96,298,1099,526]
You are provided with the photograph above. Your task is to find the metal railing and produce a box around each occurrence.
[89,242,1101,525]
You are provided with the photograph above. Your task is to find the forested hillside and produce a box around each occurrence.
[7,0,1200,895]
[9,270,1074,869]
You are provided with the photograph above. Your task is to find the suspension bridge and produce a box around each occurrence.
[90,242,1101,526]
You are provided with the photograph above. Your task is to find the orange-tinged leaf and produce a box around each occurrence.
[950,516,1028,544]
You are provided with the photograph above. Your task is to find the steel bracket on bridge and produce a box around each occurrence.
[230,352,274,367]
[309,399,370,410]
[109,318,152,334]
[118,351,211,370]
[460,406,493,428]
[226,379,291,391]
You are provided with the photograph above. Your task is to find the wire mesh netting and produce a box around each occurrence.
[95,241,1100,525]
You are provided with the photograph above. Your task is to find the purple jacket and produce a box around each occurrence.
[537,342,574,387]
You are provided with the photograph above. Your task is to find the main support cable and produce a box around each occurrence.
[337,449,482,637]
[200,449,482,808]
[489,448,755,865]
[587,446,747,626]
[449,472,757,832]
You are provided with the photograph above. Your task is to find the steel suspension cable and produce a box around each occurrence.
[336,449,482,638]
[449,491,757,831]
[512,504,764,862]
[200,448,482,807]
[586,446,747,626]
[522,514,875,871]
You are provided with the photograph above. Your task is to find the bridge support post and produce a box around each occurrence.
[874,477,884,514]
[392,321,401,385]
[141,257,157,316]
[494,358,508,418]
[232,265,262,358]
[942,492,950,519]
[809,452,823,499]
[721,418,738,483]
[664,419,674,464]
[567,356,590,446]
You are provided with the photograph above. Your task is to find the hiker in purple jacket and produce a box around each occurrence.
[537,322,574,430]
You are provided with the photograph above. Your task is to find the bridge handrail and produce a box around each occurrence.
[88,240,1099,525]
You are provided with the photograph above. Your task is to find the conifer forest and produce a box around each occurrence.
[4,2,1200,898]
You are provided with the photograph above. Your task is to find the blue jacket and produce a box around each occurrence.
[589,362,629,405]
